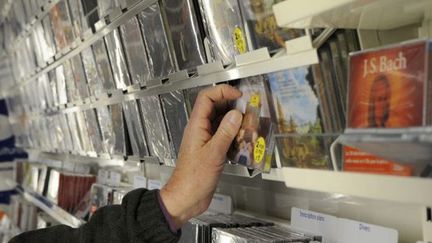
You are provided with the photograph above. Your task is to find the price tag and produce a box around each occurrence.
[233,27,247,54]
[253,137,266,164]
[133,175,147,189]
[249,94,260,107]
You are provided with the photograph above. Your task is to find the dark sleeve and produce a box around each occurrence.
[9,189,180,243]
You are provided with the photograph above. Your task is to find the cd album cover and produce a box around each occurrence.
[198,0,248,64]
[96,106,115,155]
[70,54,90,100]
[345,40,431,176]
[160,91,189,156]
[119,17,153,86]
[122,100,149,158]
[139,95,174,166]
[162,0,207,71]
[267,67,329,169]
[92,39,116,93]
[228,75,273,172]
[239,0,304,52]
[49,0,75,51]
[348,41,428,128]
[138,2,177,78]
[42,16,56,60]
[63,60,80,103]
[81,47,103,97]
[104,29,131,90]
[83,109,104,154]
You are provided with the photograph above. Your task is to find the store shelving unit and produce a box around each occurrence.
[15,186,84,228]
[3,0,432,241]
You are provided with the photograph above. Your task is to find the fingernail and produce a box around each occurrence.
[227,110,242,126]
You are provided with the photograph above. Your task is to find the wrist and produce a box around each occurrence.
[159,185,191,228]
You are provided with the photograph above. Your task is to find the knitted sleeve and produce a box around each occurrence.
[9,189,180,243]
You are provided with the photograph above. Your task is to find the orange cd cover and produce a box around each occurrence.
[345,40,432,175]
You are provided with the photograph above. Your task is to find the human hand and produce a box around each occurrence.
[160,84,243,229]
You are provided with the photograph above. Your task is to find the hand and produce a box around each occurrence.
[160,84,243,229]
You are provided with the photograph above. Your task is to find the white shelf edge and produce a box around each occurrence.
[273,0,431,30]
[281,167,432,207]
[18,187,84,228]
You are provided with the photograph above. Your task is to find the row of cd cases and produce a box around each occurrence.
[1,1,188,93]
[12,86,204,166]
[1,0,306,94]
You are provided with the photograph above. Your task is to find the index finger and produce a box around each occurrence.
[190,84,242,121]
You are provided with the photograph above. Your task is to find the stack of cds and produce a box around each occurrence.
[17,161,96,214]
[212,225,321,243]
[179,213,322,243]
[179,213,273,242]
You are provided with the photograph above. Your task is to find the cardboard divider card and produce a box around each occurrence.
[291,208,338,243]
[338,218,398,243]
[207,193,233,215]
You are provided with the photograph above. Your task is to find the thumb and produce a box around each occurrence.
[209,110,243,158]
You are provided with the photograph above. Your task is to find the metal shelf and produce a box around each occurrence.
[273,0,431,30]
[263,167,432,207]
[8,47,318,122]
[26,149,259,179]
[2,0,159,99]
[25,144,432,207]
[16,186,84,228]
[2,0,60,56]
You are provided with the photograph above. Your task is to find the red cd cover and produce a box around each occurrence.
[348,41,427,128]
[345,40,430,175]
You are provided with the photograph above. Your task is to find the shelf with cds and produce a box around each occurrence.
[1,0,315,100]
[0,0,60,56]
[0,0,161,98]
[273,0,432,30]
[15,185,84,228]
[24,148,266,179]
[6,47,318,123]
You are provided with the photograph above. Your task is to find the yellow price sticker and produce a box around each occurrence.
[233,27,247,54]
[249,94,260,107]
[253,137,266,164]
